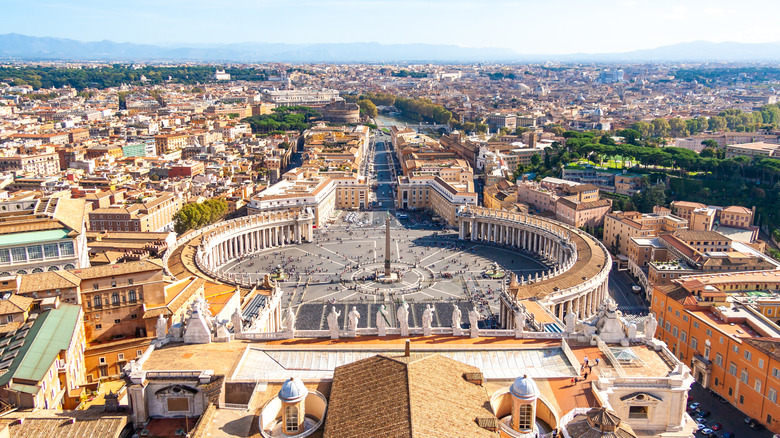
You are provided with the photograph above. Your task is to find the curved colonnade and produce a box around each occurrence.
[193,210,315,287]
[456,206,612,326]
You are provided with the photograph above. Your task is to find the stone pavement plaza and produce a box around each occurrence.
[219,211,550,329]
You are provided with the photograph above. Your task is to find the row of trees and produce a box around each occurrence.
[173,199,228,235]
[242,106,320,134]
[0,65,273,90]
[626,105,780,139]
[343,92,453,124]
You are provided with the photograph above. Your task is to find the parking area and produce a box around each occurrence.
[688,382,775,438]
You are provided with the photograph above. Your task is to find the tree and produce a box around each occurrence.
[173,199,228,235]
[357,99,378,118]
[638,183,667,212]
[651,118,671,138]
[530,153,541,168]
[668,118,689,138]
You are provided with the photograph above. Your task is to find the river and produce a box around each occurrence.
[374,113,416,128]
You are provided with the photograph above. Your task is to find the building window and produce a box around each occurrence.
[93,283,99,291]
[93,296,102,308]
[518,404,533,430]
[111,293,120,305]
[744,350,752,361]
[755,379,762,392]
[733,345,739,353]
[285,405,299,433]
[728,362,736,375]
[95,324,102,330]
[693,321,699,329]
[99,357,106,365]
[759,359,764,369]
[114,319,120,324]
[691,337,698,350]
[117,353,124,361]
[741,370,749,384]
[773,368,780,379]
[769,388,778,403]
[739,395,744,404]
[128,290,137,302]
[706,328,712,337]
[628,406,649,419]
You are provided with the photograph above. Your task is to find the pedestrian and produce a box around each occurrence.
[583,371,589,380]
[571,377,576,385]
[595,358,600,366]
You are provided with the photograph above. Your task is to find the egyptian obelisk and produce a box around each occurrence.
[384,213,391,276]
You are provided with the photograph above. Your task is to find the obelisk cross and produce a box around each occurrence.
[385,213,392,276]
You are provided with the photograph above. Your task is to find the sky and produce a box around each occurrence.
[5,0,780,54]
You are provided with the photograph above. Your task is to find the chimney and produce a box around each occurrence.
[404,339,410,357]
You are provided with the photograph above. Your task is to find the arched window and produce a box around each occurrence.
[284,405,299,433]
[32,268,43,273]
[47,266,59,271]
[128,290,137,303]
[93,296,102,308]
[518,404,533,430]
[111,293,120,305]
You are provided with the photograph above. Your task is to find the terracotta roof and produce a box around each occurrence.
[324,353,498,438]
[70,259,164,280]
[0,294,33,315]
[5,412,128,438]
[744,338,780,363]
[17,271,81,294]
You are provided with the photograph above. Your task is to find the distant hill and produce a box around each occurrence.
[3,34,780,63]
[560,41,780,62]
[0,34,518,63]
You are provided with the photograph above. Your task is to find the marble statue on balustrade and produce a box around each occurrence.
[397,300,410,337]
[231,308,244,335]
[452,304,463,336]
[348,306,360,333]
[564,310,578,334]
[422,304,435,336]
[468,306,480,338]
[284,308,296,338]
[376,305,389,336]
[327,306,341,339]
[514,307,526,338]
[581,298,628,345]
[156,314,167,341]
[644,312,658,341]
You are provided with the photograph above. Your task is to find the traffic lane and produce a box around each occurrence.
[608,270,646,308]
[688,383,772,438]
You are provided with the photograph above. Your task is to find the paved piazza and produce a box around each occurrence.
[219,210,550,330]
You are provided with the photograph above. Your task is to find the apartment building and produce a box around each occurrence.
[672,202,752,229]
[725,142,780,159]
[603,207,689,256]
[0,302,85,409]
[651,271,780,432]
[396,174,477,226]
[87,192,181,232]
[248,169,367,227]
[0,146,60,175]
[516,177,611,228]
[0,197,89,275]
[154,133,189,156]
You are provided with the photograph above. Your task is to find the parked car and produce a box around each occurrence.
[689,402,701,411]
[710,423,722,431]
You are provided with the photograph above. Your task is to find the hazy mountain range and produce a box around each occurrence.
[3,33,780,63]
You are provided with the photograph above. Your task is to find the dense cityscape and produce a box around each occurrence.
[1,25,780,438]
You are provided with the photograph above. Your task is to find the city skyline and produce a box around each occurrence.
[6,0,780,55]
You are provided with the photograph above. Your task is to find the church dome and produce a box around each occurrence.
[279,377,308,403]
[510,374,539,401]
